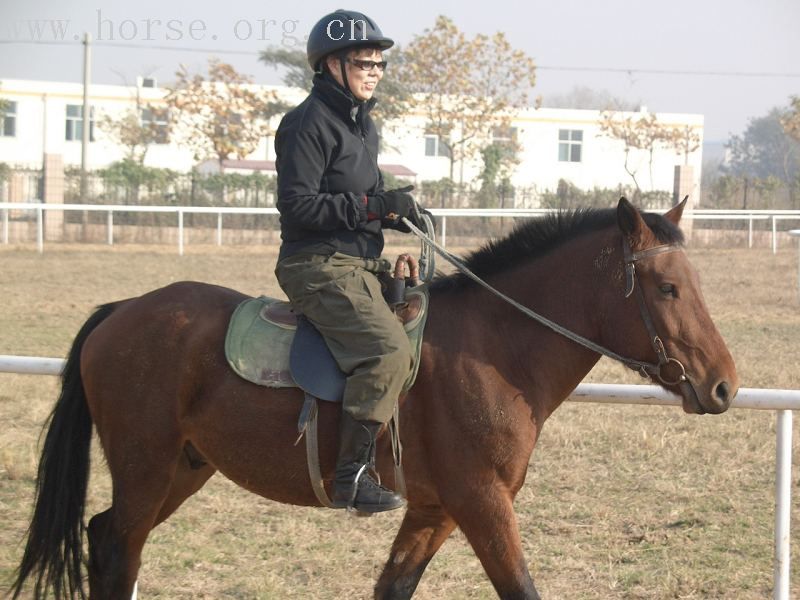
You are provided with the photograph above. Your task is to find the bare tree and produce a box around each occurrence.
[666,125,701,166]
[98,90,168,165]
[600,110,678,193]
[259,47,313,92]
[164,59,284,166]
[781,95,800,142]
[396,16,536,185]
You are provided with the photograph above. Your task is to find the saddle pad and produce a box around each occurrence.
[224,296,297,387]
[224,287,429,392]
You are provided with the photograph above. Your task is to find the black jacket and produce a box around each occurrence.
[275,73,385,261]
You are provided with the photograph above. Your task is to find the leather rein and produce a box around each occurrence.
[402,216,698,402]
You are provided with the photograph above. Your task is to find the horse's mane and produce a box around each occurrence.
[429,207,684,292]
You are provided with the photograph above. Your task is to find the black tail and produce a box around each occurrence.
[10,303,117,600]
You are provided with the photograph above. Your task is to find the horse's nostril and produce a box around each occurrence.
[714,381,730,404]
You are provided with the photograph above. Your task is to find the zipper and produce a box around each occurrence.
[353,105,380,194]
[360,131,381,194]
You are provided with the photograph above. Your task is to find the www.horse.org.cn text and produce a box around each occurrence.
[5,11,307,46]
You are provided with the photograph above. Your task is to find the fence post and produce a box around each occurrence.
[772,216,777,255]
[791,231,800,302]
[441,216,447,249]
[178,210,184,256]
[217,212,223,246]
[749,216,754,249]
[774,409,792,600]
[2,208,8,244]
[36,207,43,253]
[107,210,114,246]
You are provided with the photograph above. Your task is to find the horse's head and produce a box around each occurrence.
[604,197,738,414]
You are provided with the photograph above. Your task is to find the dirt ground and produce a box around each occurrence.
[1,237,799,599]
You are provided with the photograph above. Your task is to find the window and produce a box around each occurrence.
[213,111,244,139]
[491,126,518,148]
[558,129,583,162]
[140,106,169,144]
[424,135,436,156]
[1,101,16,137]
[65,104,95,141]
[424,134,450,158]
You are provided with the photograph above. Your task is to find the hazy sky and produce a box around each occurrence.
[1,0,798,142]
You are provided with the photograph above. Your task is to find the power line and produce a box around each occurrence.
[536,65,800,79]
[96,42,263,56]
[2,39,800,78]
[0,39,77,47]
[0,39,266,56]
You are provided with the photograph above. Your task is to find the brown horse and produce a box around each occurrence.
[11,199,738,600]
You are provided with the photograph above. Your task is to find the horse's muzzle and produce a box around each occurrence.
[707,379,736,414]
[683,377,737,415]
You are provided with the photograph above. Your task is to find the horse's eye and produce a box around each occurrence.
[659,283,677,297]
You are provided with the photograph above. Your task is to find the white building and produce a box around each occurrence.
[380,105,703,201]
[0,78,297,173]
[0,78,703,205]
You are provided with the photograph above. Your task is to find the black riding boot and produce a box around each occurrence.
[331,412,405,513]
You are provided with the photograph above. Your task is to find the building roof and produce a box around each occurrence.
[380,164,417,177]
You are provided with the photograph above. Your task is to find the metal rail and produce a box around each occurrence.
[3,203,800,255]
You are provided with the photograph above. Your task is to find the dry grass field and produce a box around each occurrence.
[1,236,799,599]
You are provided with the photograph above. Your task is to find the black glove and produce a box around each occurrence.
[366,185,434,234]
[366,185,416,231]
[391,206,434,234]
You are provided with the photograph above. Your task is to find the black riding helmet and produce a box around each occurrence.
[307,10,394,71]
[307,10,394,98]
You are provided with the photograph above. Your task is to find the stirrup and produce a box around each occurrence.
[345,464,369,509]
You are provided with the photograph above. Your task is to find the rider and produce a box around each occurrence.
[273,10,428,513]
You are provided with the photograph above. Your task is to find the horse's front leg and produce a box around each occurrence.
[374,504,457,599]
[446,488,540,600]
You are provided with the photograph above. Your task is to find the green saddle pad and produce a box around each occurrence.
[224,286,429,393]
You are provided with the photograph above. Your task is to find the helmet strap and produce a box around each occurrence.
[338,55,352,96]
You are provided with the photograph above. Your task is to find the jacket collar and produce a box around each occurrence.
[312,72,377,126]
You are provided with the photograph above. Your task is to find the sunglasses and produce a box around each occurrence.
[347,58,388,72]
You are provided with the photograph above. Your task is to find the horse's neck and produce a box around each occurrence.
[427,229,615,420]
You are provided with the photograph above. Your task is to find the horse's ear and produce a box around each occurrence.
[617,197,647,239]
[663,195,688,225]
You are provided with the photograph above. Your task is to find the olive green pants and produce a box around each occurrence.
[275,252,413,424]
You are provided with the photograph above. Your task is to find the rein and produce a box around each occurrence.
[402,216,696,396]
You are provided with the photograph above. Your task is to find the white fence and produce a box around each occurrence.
[3,203,800,256]
[0,354,797,599]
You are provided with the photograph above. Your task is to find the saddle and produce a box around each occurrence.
[223,255,430,512]
[224,286,428,398]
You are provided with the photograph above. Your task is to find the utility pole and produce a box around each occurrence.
[80,33,91,202]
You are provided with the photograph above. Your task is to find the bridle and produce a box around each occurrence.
[622,241,687,385]
[621,239,694,390]
[403,215,700,406]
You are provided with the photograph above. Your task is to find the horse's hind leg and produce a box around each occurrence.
[154,446,216,526]
[374,505,457,600]
[87,440,183,599]
[87,450,214,599]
